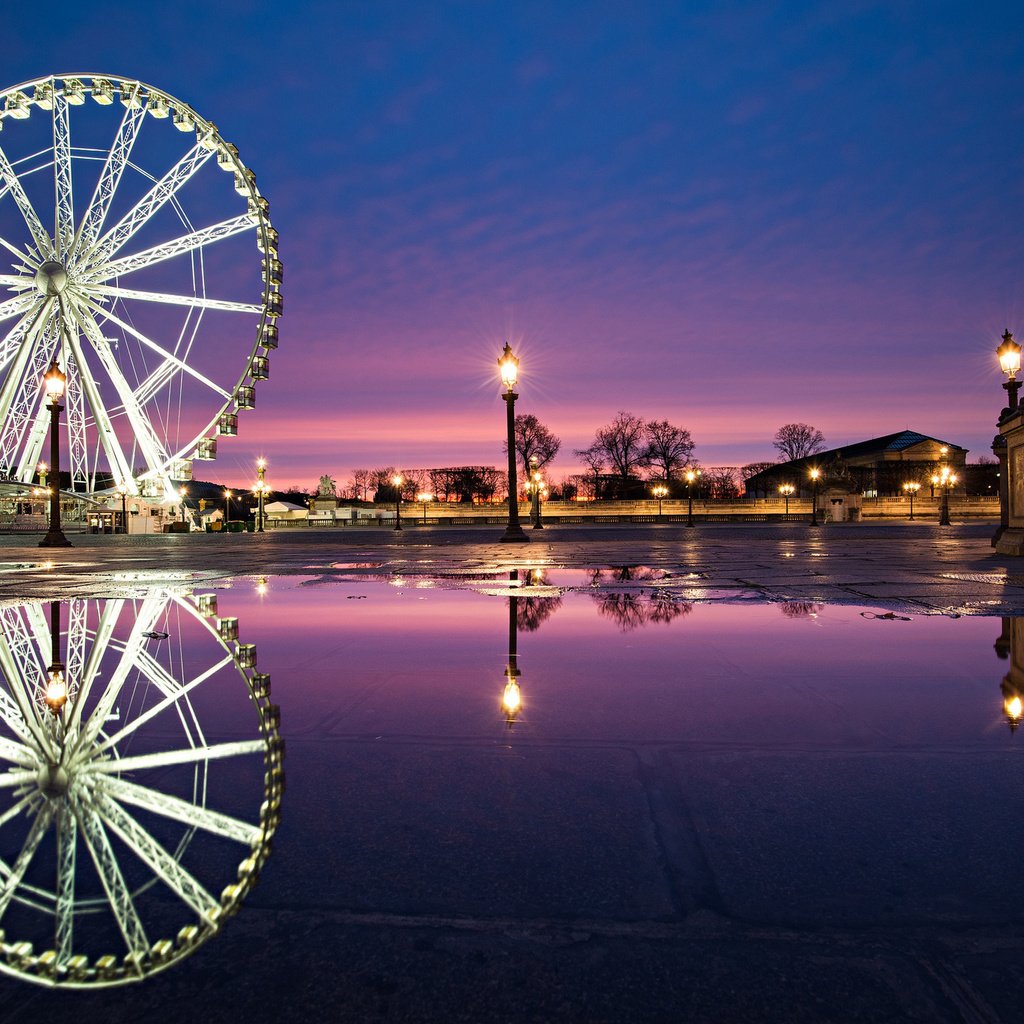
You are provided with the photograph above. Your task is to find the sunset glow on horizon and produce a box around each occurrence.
[5,2,1022,491]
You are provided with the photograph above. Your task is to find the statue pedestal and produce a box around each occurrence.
[310,498,338,514]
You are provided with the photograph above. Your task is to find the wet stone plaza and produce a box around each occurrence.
[1,523,1024,1023]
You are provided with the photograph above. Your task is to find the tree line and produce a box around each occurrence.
[339,420,829,503]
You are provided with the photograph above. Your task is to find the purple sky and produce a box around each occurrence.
[7,1,1024,488]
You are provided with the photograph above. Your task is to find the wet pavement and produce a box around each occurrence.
[0,520,1019,614]
[1,521,1023,1024]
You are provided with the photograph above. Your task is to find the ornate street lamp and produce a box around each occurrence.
[684,469,699,527]
[224,489,232,529]
[809,467,821,527]
[997,329,1022,413]
[417,491,433,523]
[178,487,189,526]
[37,461,47,488]
[651,483,668,521]
[391,473,403,531]
[778,482,794,515]
[498,342,528,542]
[254,458,269,532]
[117,481,129,534]
[902,481,920,520]
[931,465,956,526]
[39,359,71,548]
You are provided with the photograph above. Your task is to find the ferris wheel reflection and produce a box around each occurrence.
[0,588,282,988]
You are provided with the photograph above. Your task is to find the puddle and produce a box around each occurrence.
[1,575,1022,996]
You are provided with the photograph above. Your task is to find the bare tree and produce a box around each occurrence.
[773,423,826,461]
[351,469,371,501]
[573,443,606,500]
[505,414,561,478]
[587,411,647,485]
[703,466,740,499]
[644,419,695,481]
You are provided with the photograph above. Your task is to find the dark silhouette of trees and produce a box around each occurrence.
[773,423,826,461]
[506,414,561,479]
[576,411,647,496]
[644,420,695,481]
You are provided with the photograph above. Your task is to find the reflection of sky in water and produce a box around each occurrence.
[221,577,1004,747]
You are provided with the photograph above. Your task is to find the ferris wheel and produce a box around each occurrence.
[0,589,283,987]
[0,74,281,501]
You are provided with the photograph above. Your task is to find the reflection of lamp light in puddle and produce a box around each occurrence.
[502,669,521,727]
[43,665,67,714]
[256,576,268,596]
[1004,691,1023,732]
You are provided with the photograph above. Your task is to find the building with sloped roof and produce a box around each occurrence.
[743,430,969,497]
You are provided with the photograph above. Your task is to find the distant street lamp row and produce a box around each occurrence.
[34,330,1020,546]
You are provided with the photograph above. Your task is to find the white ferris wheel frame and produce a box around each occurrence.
[0,74,282,502]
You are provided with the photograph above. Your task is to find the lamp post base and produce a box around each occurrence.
[501,523,529,543]
[39,530,72,548]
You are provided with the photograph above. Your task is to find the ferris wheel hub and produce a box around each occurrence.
[37,761,70,797]
[34,260,68,297]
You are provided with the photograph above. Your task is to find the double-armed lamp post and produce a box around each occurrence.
[651,483,668,521]
[684,469,699,527]
[417,491,433,523]
[117,481,129,534]
[391,473,403,531]
[39,360,71,548]
[931,465,957,526]
[254,458,270,532]
[778,482,794,515]
[902,481,920,520]
[498,342,528,543]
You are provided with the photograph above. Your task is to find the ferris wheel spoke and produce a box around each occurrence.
[73,102,147,255]
[0,141,53,258]
[87,141,215,268]
[61,343,136,491]
[0,619,54,759]
[0,692,39,747]
[0,770,36,790]
[1,309,60,482]
[0,793,36,835]
[0,231,33,264]
[65,599,125,747]
[0,736,36,768]
[0,274,31,289]
[0,301,51,442]
[55,804,76,965]
[92,283,262,315]
[72,796,149,965]
[52,92,75,261]
[92,739,266,775]
[80,296,232,399]
[0,298,45,376]
[97,214,256,281]
[96,793,219,919]
[0,292,37,326]
[71,595,167,758]
[99,775,262,846]
[93,654,233,759]
[0,804,53,924]
[63,348,89,490]
[68,302,173,477]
